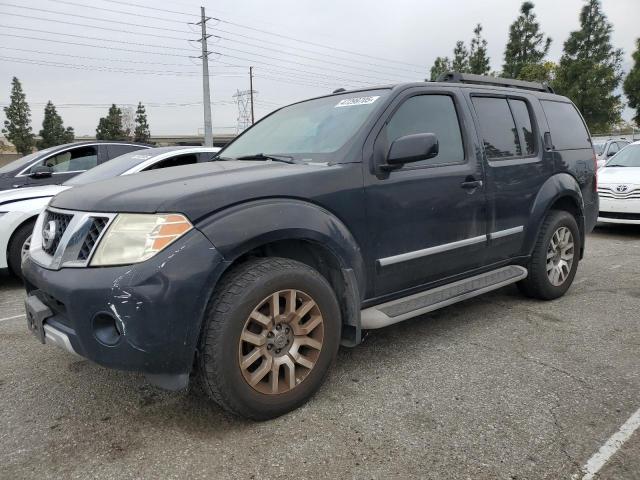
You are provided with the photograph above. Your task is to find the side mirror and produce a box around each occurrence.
[384,133,439,170]
[607,150,616,158]
[29,165,54,178]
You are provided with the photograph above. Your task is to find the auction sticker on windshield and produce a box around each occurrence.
[335,96,380,107]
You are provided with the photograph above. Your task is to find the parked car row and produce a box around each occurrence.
[0,144,220,277]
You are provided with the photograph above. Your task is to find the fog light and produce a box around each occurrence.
[92,312,121,346]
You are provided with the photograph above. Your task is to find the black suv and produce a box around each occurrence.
[0,141,149,191]
[22,74,598,419]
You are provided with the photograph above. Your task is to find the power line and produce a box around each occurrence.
[45,0,194,25]
[213,17,427,70]
[0,29,373,87]
[102,0,195,17]
[43,0,421,77]
[0,10,191,42]
[0,3,192,34]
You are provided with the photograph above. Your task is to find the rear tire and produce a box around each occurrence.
[7,220,35,280]
[198,257,341,420]
[518,210,580,300]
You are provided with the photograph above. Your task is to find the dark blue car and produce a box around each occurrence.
[22,74,598,419]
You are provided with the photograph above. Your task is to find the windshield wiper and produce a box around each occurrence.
[606,164,628,167]
[235,153,296,164]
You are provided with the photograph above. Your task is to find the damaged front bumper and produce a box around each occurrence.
[22,228,228,390]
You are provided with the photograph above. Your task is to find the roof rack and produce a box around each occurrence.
[436,72,554,94]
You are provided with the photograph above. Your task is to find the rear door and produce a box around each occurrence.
[364,86,488,298]
[468,92,552,263]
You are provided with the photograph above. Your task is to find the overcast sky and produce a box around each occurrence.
[0,0,638,137]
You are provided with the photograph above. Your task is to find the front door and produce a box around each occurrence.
[364,88,488,298]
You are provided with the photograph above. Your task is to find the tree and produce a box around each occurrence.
[623,38,640,127]
[429,56,451,81]
[2,77,34,155]
[553,0,623,132]
[95,104,126,140]
[452,41,470,73]
[519,61,557,84]
[469,24,491,75]
[503,2,551,79]
[37,101,74,149]
[121,106,135,140]
[134,102,151,143]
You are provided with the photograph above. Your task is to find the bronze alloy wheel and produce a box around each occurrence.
[238,289,324,395]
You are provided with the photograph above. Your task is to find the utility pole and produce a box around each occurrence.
[249,66,255,125]
[197,6,213,147]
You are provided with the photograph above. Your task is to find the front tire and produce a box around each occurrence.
[198,257,341,420]
[518,210,581,300]
[7,220,35,280]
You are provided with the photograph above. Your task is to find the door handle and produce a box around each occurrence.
[460,179,483,189]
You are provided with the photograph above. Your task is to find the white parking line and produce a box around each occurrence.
[0,313,25,323]
[577,406,640,480]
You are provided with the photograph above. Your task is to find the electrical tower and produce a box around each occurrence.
[233,89,257,134]
[196,6,213,147]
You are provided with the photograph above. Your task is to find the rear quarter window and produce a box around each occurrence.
[540,100,590,150]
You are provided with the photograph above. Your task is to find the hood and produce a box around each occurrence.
[598,167,640,187]
[0,184,68,207]
[49,160,346,221]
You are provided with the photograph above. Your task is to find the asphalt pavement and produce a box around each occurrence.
[1,224,638,479]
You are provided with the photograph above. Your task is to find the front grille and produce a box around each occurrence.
[599,211,640,220]
[598,187,640,199]
[42,210,73,255]
[78,217,109,260]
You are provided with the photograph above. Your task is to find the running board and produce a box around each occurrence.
[360,265,527,329]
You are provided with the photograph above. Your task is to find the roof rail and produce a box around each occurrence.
[436,72,554,94]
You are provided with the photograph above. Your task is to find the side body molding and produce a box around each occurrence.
[523,172,585,257]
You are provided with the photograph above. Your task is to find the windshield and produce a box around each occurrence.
[222,89,390,159]
[606,144,640,168]
[63,150,155,186]
[593,142,605,155]
[0,146,59,174]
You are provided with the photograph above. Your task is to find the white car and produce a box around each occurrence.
[597,141,640,225]
[0,146,220,277]
[594,138,631,169]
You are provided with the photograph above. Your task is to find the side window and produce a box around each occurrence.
[30,146,98,173]
[386,94,464,166]
[472,97,521,159]
[107,144,143,160]
[540,100,590,150]
[608,142,619,156]
[508,99,536,155]
[144,154,199,171]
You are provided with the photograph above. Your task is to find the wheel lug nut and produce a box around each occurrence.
[276,324,281,331]
[285,327,290,333]
[267,332,274,338]
[275,348,281,354]
[267,344,273,350]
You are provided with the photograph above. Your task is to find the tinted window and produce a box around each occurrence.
[144,154,198,170]
[29,146,97,173]
[63,150,155,186]
[508,99,535,155]
[0,146,58,174]
[106,144,145,160]
[386,95,464,165]
[540,100,590,150]
[472,97,521,159]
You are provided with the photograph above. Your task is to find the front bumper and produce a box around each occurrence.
[22,228,228,380]
[598,196,640,224]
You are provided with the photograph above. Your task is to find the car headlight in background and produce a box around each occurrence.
[90,213,192,266]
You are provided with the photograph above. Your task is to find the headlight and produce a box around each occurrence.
[90,213,192,266]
